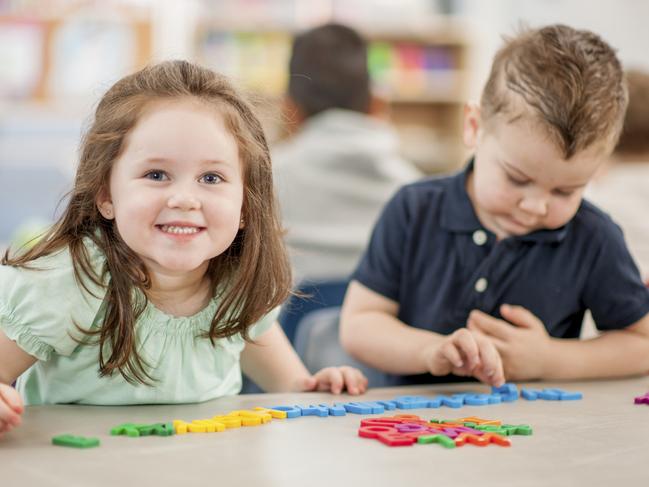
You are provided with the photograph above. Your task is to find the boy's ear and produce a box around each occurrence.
[463,102,481,149]
[96,189,114,220]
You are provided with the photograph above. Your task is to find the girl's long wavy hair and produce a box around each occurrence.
[2,60,292,385]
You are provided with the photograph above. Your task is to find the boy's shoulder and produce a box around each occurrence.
[396,171,460,205]
[569,198,628,249]
[388,170,469,225]
[573,198,622,233]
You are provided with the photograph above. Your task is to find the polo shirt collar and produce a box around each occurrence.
[440,159,570,244]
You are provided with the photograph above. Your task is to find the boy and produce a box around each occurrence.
[339,25,649,386]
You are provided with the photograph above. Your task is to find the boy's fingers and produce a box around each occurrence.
[476,336,497,375]
[468,311,512,341]
[500,304,543,329]
[476,336,505,386]
[474,366,505,387]
[440,341,464,369]
[452,329,480,369]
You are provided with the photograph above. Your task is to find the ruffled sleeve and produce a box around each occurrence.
[0,240,107,360]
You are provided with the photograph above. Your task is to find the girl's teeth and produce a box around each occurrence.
[161,225,200,234]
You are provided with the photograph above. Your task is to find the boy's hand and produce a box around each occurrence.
[422,328,505,387]
[467,304,552,380]
[301,366,368,395]
[0,383,24,436]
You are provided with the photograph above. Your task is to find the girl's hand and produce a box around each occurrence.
[0,383,24,436]
[422,327,505,387]
[301,366,368,395]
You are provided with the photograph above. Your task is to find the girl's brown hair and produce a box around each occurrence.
[3,60,292,384]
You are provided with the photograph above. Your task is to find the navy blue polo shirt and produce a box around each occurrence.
[352,162,649,385]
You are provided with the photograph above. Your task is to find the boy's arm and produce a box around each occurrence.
[339,280,445,374]
[468,306,649,380]
[543,313,649,379]
[340,281,505,385]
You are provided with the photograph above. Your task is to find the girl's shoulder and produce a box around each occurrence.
[0,237,106,293]
[0,238,108,360]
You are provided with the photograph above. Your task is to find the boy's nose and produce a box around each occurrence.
[167,192,201,211]
[519,197,547,217]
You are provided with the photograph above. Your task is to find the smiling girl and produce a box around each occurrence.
[0,61,367,436]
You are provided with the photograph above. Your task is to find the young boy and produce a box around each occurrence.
[339,24,649,387]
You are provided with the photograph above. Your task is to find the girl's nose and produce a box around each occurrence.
[167,192,201,211]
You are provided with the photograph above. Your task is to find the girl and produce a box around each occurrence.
[0,60,367,435]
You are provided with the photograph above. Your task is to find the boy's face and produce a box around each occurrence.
[463,104,608,240]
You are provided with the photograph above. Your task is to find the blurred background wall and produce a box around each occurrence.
[1,0,648,248]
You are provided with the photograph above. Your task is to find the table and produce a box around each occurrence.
[2,377,649,486]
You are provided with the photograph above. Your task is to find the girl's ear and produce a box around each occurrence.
[96,189,115,220]
[462,102,481,149]
[239,216,245,229]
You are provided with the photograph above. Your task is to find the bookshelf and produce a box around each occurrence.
[194,20,473,173]
[0,1,152,103]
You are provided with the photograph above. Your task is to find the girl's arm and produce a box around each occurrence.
[241,322,367,394]
[0,330,37,435]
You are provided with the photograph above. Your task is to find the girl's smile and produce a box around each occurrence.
[156,222,206,238]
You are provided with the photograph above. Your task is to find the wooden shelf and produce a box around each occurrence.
[194,20,472,173]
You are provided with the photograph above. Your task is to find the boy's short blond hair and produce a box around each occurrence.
[481,24,628,159]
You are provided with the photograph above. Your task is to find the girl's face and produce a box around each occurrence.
[97,98,244,277]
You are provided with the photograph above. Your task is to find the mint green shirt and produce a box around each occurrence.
[0,240,277,405]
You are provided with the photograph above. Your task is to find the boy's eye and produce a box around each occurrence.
[506,173,529,186]
[144,170,168,181]
[199,173,223,185]
[553,189,574,197]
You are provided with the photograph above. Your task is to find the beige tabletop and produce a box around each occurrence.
[2,377,649,487]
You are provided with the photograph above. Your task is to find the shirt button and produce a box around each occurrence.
[472,230,487,246]
[475,277,488,293]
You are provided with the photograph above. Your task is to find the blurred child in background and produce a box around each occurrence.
[274,23,421,285]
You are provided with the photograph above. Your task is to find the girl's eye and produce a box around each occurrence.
[553,189,575,197]
[199,173,223,185]
[144,170,168,181]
